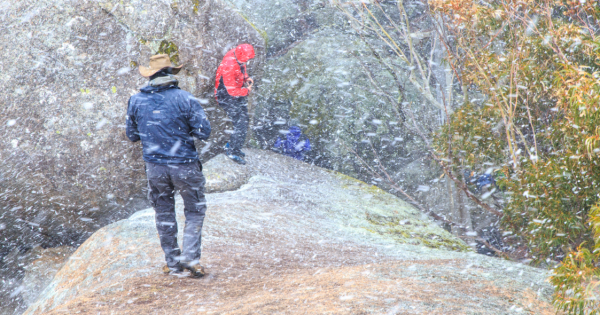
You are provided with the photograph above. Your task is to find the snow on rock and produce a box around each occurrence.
[203,154,253,193]
[24,150,554,314]
[20,246,77,306]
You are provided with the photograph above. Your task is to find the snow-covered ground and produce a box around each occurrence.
[24,150,553,314]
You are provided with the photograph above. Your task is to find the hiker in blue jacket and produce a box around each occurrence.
[126,54,211,277]
[273,126,311,160]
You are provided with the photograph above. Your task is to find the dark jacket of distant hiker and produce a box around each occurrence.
[126,76,211,164]
[214,45,255,101]
[274,126,311,160]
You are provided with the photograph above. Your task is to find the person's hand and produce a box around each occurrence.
[246,78,254,93]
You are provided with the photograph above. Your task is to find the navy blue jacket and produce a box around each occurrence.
[126,83,211,164]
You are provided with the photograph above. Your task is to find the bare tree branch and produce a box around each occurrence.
[334,0,445,111]
[355,54,406,122]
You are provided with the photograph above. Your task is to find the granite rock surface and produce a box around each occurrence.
[24,150,555,315]
[226,0,473,231]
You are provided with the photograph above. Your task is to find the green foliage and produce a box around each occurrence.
[192,0,200,14]
[431,0,600,312]
[500,108,600,259]
[551,202,600,314]
[435,103,505,174]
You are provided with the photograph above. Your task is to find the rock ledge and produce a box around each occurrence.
[25,150,554,315]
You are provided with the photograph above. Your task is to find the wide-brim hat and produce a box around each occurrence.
[139,54,183,77]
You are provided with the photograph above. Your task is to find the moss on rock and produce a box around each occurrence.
[192,0,200,14]
[236,11,269,48]
[331,171,469,251]
[157,40,179,64]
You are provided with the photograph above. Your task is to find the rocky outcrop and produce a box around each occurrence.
[24,150,554,314]
[253,27,439,169]
[226,0,458,218]
[224,0,324,55]
[0,0,264,287]
[227,0,498,243]
[203,154,253,193]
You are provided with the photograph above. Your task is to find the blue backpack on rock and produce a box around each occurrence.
[274,126,311,160]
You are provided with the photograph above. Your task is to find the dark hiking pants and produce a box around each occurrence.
[218,96,248,155]
[146,161,207,268]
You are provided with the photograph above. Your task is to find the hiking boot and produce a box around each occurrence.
[162,265,184,275]
[224,143,245,157]
[227,154,246,165]
[183,263,205,278]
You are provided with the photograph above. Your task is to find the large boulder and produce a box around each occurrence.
[0,0,264,312]
[222,0,438,174]
[226,0,486,237]
[252,27,438,171]
[24,149,554,314]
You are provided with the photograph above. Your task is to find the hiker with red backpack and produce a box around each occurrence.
[214,44,255,165]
